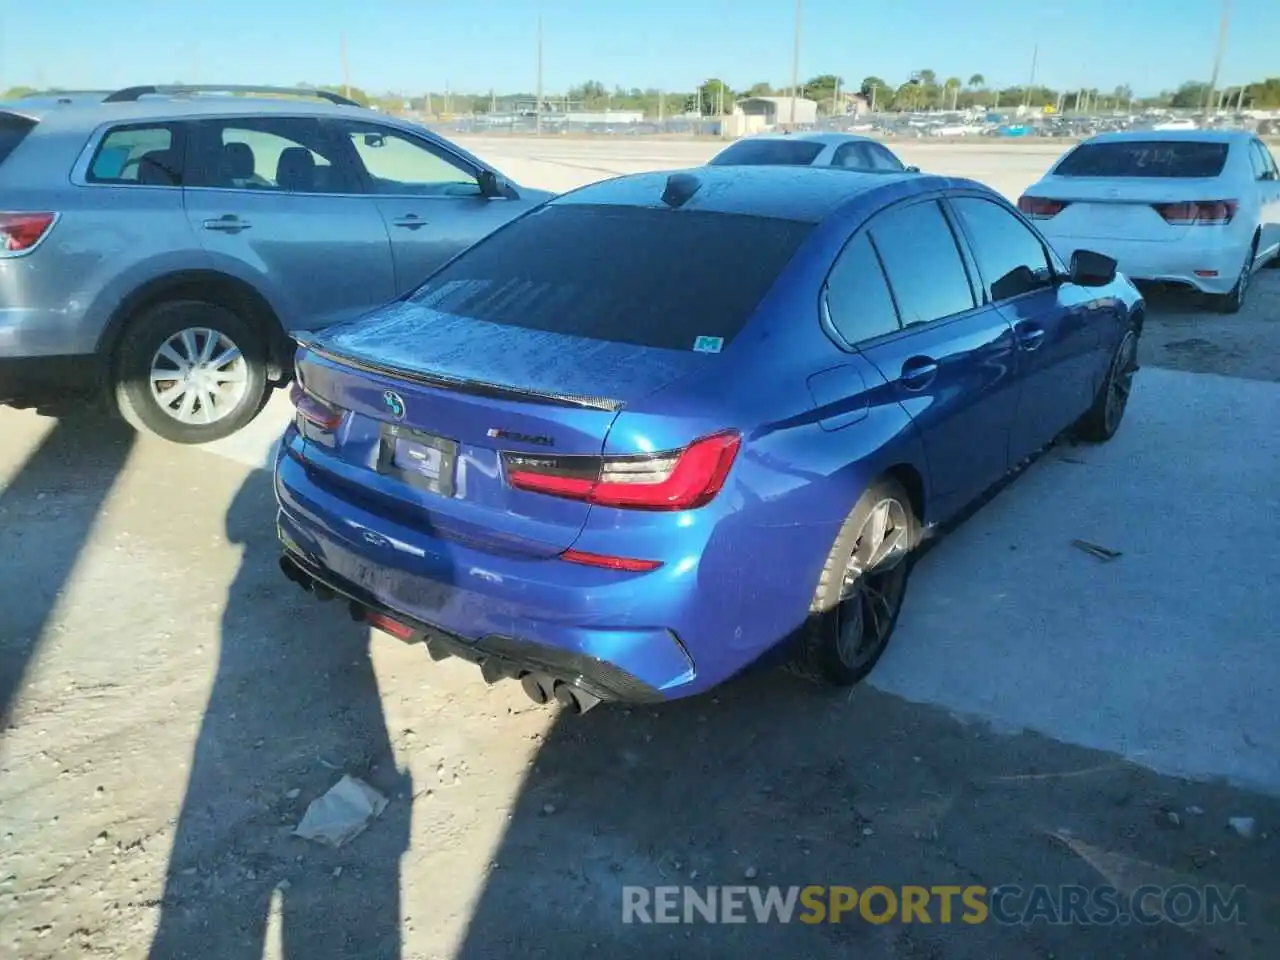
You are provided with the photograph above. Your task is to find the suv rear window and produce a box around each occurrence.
[409,204,812,351]
[1054,140,1229,178]
[708,139,825,166]
[0,113,37,166]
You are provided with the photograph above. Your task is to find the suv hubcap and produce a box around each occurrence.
[149,327,249,426]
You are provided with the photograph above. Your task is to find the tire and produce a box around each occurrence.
[788,477,920,687]
[1076,323,1139,443]
[112,300,270,444]
[1207,238,1257,314]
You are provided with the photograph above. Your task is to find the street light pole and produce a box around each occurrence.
[1205,0,1230,113]
[535,15,543,136]
[789,0,801,126]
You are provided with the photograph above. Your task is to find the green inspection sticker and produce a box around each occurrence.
[693,335,724,354]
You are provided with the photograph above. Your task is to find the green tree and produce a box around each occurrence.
[746,81,773,97]
[688,78,733,115]
[944,77,962,109]
[1169,80,1210,108]
[968,73,985,88]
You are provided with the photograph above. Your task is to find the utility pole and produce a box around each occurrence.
[1023,43,1038,108]
[1235,85,1245,111]
[833,75,841,116]
[789,0,801,126]
[535,15,543,135]
[340,33,350,99]
[870,83,877,112]
[658,89,665,127]
[1205,0,1230,113]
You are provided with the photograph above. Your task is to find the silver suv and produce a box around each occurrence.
[0,85,553,443]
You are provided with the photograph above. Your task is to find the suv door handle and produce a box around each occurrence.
[202,214,251,234]
[392,213,428,230]
[1016,323,1046,350]
[900,356,938,390]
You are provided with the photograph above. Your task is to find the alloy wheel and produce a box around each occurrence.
[1103,331,1139,435]
[835,498,911,670]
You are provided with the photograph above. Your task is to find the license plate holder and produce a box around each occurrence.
[377,425,458,497]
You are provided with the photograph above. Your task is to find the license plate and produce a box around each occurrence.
[376,425,458,497]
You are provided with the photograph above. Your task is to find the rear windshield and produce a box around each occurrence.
[1054,140,1229,178]
[408,204,813,351]
[708,139,825,166]
[0,113,37,166]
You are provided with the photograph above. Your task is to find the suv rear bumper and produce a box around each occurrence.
[0,354,102,406]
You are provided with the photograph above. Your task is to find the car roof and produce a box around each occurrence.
[0,95,367,130]
[734,131,880,146]
[553,165,944,223]
[1082,128,1254,145]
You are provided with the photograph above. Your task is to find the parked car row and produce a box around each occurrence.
[3,88,1277,714]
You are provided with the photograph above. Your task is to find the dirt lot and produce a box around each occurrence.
[1,138,1278,960]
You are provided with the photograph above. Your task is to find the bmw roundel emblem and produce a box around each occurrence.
[382,390,406,420]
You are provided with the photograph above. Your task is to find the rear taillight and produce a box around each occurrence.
[505,430,741,511]
[560,549,663,572]
[1151,200,1237,225]
[1017,196,1068,219]
[289,382,344,431]
[0,212,56,253]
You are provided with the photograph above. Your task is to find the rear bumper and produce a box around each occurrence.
[278,549,667,703]
[0,354,102,406]
[1042,232,1250,294]
[274,448,707,702]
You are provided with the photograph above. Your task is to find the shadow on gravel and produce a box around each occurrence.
[454,671,1280,960]
[149,468,411,960]
[0,413,136,729]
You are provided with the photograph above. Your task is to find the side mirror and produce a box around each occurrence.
[1068,249,1118,287]
[477,169,508,198]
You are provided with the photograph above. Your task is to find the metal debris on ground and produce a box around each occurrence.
[1071,539,1123,562]
[293,775,389,848]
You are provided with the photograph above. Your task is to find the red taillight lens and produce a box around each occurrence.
[506,430,741,511]
[1152,200,1237,225]
[559,549,663,572]
[1017,196,1068,219]
[0,212,56,252]
[289,382,344,431]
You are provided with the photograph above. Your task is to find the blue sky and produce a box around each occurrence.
[2,0,1275,97]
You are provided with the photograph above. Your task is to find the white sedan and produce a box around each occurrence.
[707,132,918,173]
[1019,129,1280,313]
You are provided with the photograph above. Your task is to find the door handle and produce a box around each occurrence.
[202,214,251,234]
[392,214,428,230]
[900,356,938,390]
[1016,324,1046,350]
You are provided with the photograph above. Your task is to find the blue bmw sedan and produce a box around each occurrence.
[274,165,1144,713]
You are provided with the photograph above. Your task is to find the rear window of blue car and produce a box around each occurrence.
[708,139,826,166]
[1053,140,1229,178]
[0,113,37,166]
[408,204,813,351]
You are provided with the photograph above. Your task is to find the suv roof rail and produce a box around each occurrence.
[102,84,362,107]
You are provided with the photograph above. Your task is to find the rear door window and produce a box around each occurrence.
[865,200,976,326]
[1251,140,1277,180]
[88,123,184,186]
[0,113,37,166]
[339,123,481,196]
[950,197,1055,302]
[184,117,358,194]
[708,139,825,166]
[824,233,900,345]
[409,203,813,351]
[1053,140,1229,178]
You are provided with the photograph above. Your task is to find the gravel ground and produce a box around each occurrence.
[1,138,1278,960]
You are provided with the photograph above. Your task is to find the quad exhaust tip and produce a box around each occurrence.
[521,673,601,714]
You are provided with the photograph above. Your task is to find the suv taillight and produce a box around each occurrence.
[504,431,741,511]
[1152,200,1237,225]
[1017,196,1068,219]
[0,212,56,253]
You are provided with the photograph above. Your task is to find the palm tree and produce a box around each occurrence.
[968,73,985,89]
[944,77,963,110]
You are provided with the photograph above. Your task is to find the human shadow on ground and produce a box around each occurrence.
[149,466,413,960]
[0,412,136,729]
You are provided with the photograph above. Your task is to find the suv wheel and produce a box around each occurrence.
[113,300,270,444]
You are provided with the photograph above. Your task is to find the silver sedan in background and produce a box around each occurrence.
[707,132,919,173]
